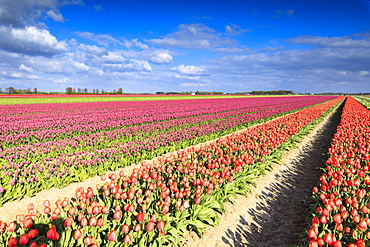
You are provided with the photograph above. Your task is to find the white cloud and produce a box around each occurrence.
[46,9,64,22]
[225,23,251,35]
[23,55,90,74]
[77,31,149,50]
[78,44,108,55]
[0,26,68,56]
[214,47,256,54]
[180,82,209,87]
[11,73,22,78]
[95,34,120,46]
[147,50,173,64]
[28,74,39,79]
[148,23,237,50]
[172,65,209,76]
[103,60,152,72]
[19,64,37,73]
[0,0,82,27]
[288,35,370,48]
[122,39,149,50]
[102,52,127,63]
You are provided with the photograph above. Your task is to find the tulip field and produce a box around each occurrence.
[1,94,367,247]
[308,97,370,247]
[353,96,370,110]
[0,96,336,206]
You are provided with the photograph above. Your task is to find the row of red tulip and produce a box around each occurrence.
[308,97,370,247]
[0,96,337,206]
[0,97,343,247]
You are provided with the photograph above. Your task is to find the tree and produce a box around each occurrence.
[66,87,73,94]
[0,88,2,93]
[101,89,105,94]
[26,88,31,94]
[33,88,38,94]
[6,87,15,94]
[117,88,123,94]
[95,89,99,94]
[73,88,76,93]
[77,88,81,93]
[83,88,88,93]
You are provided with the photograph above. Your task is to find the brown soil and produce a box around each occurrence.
[0,102,343,247]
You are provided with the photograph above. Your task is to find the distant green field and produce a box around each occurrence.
[0,94,273,105]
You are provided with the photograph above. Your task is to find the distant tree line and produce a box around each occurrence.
[249,90,294,95]
[65,87,123,94]
[0,87,39,94]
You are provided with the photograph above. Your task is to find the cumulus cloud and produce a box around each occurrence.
[19,64,37,73]
[103,60,152,72]
[46,10,64,22]
[214,47,256,54]
[204,35,370,93]
[180,82,209,87]
[148,23,236,50]
[172,65,209,76]
[71,48,153,72]
[146,50,172,64]
[122,39,149,50]
[27,56,89,74]
[0,25,68,56]
[288,35,370,48]
[0,0,82,27]
[77,31,150,49]
[78,44,108,55]
[225,23,251,35]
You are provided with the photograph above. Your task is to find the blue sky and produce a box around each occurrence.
[0,0,369,93]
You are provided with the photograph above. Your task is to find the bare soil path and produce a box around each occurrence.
[183,101,343,247]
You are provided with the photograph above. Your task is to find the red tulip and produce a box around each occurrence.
[46,226,60,241]
[136,212,146,222]
[124,234,132,244]
[73,229,82,240]
[28,228,39,238]
[97,217,104,227]
[23,217,33,228]
[146,221,155,232]
[86,215,95,226]
[323,233,333,245]
[113,210,122,220]
[7,237,17,247]
[134,223,141,232]
[68,206,77,215]
[64,217,74,227]
[162,203,169,215]
[157,220,165,230]
[80,217,88,227]
[108,230,116,242]
[29,242,37,247]
[84,236,93,245]
[44,206,51,214]
[7,222,17,232]
[122,224,130,233]
[307,228,317,240]
[19,234,30,245]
